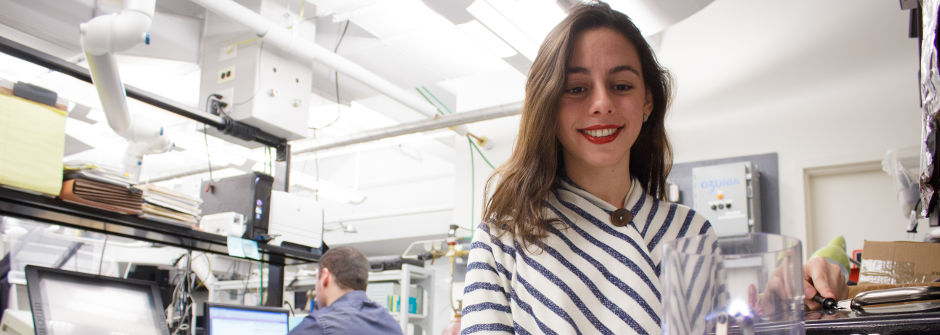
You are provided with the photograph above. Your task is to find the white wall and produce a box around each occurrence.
[657,0,921,255]
[808,164,926,254]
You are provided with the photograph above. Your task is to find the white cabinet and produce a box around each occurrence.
[368,264,433,335]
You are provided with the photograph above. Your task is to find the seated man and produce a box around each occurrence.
[289,246,402,335]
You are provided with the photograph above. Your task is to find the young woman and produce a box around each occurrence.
[460,2,845,334]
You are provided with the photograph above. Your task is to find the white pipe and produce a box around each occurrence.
[295,101,522,155]
[146,102,521,184]
[189,0,438,118]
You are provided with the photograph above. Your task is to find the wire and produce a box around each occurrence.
[313,130,320,201]
[202,94,218,184]
[203,125,214,182]
[312,20,352,130]
[242,262,253,305]
[422,86,452,114]
[469,137,476,233]
[469,139,496,170]
[283,301,295,316]
[258,261,264,306]
[97,234,109,275]
[416,87,446,116]
[233,40,265,106]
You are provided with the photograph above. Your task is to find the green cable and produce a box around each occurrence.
[415,88,446,116]
[258,262,263,306]
[422,86,452,114]
[469,139,496,170]
[468,137,476,237]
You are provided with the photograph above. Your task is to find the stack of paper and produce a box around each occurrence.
[64,162,133,186]
[59,164,141,215]
[0,89,67,196]
[136,184,202,226]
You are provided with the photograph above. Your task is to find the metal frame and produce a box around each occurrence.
[0,187,319,264]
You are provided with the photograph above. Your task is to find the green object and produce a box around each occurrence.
[811,235,851,277]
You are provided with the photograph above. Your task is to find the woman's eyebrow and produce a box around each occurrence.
[609,65,640,76]
[566,66,589,75]
[565,65,640,75]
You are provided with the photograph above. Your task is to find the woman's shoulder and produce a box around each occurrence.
[641,194,714,236]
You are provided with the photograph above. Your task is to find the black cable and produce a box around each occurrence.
[242,262,253,305]
[312,20,351,130]
[203,94,223,183]
[283,301,295,316]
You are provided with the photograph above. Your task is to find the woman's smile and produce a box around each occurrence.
[578,124,624,144]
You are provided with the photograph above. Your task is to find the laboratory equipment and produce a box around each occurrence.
[0,309,33,335]
[198,0,311,146]
[79,0,174,182]
[200,212,247,237]
[201,172,274,241]
[662,233,803,335]
[692,161,762,236]
[268,190,324,249]
[204,303,289,335]
[815,286,940,313]
[24,265,169,335]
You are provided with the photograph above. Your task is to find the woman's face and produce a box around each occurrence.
[556,27,651,175]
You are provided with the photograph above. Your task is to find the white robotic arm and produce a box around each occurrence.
[80,0,173,182]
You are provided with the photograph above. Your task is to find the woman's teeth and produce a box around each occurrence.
[583,128,617,137]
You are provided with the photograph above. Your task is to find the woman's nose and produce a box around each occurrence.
[590,87,612,115]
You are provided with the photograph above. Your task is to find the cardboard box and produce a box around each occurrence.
[858,241,940,285]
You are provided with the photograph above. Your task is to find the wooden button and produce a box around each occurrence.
[610,208,632,227]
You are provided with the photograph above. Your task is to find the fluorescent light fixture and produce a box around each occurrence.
[484,0,564,48]
[467,0,539,60]
[606,0,714,37]
[340,0,450,40]
[458,20,517,58]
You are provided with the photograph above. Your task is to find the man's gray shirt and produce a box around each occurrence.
[288,291,402,335]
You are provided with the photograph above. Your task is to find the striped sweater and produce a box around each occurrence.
[460,178,715,335]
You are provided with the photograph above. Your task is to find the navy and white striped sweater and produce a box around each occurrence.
[460,178,715,335]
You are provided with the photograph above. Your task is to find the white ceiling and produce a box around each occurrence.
[0,0,916,256]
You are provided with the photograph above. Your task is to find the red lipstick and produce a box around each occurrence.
[577,125,623,144]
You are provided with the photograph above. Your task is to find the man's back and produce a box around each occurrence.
[289,291,402,335]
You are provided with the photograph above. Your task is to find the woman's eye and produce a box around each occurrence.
[613,84,632,91]
[565,86,586,94]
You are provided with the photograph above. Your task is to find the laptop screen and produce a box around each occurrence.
[25,265,169,335]
[206,304,289,335]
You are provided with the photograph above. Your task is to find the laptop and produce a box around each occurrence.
[204,303,290,335]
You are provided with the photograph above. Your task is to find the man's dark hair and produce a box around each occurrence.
[318,246,369,291]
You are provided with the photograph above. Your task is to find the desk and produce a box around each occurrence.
[805,309,940,334]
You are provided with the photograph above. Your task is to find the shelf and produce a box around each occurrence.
[391,313,427,321]
[368,266,432,282]
[0,187,321,265]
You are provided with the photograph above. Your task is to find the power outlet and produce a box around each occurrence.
[217,66,236,84]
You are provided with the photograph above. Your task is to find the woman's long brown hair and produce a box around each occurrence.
[481,1,673,248]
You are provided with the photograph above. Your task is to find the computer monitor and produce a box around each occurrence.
[204,303,289,335]
[24,265,169,335]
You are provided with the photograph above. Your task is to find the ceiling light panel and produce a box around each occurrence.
[342,0,452,40]
[606,0,715,36]
[458,20,517,58]
[387,26,510,79]
[484,0,564,49]
[467,0,539,60]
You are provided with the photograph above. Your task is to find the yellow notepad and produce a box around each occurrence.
[0,92,67,196]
